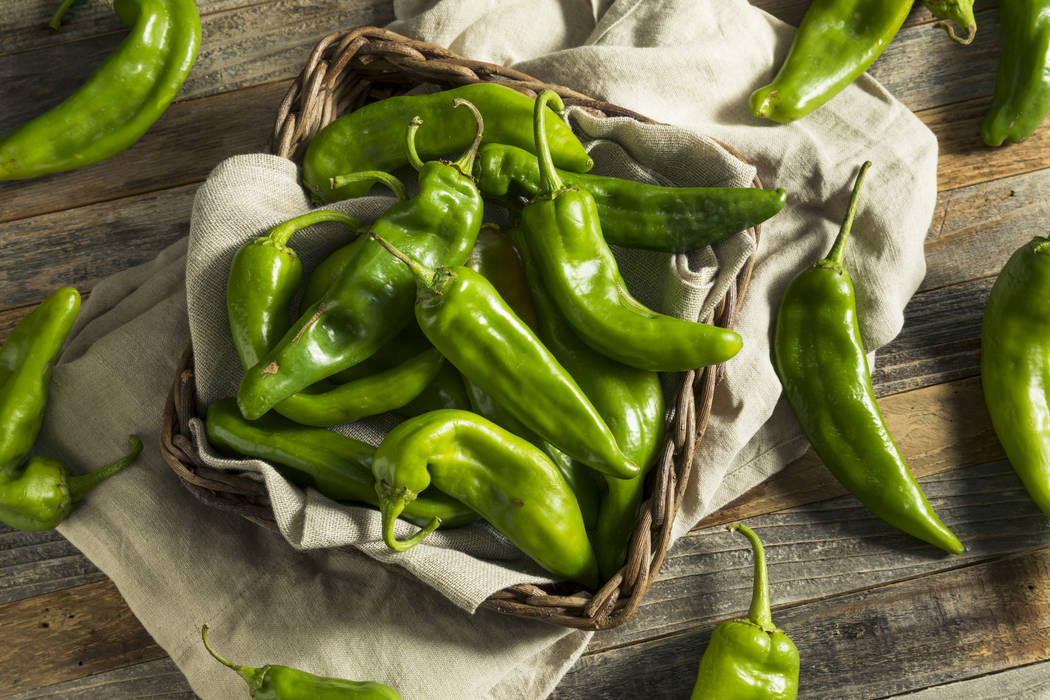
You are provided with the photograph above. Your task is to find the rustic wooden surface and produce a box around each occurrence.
[1,0,1046,698]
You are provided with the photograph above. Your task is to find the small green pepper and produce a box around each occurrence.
[302,83,592,202]
[0,0,201,179]
[922,0,977,44]
[474,143,786,253]
[690,524,799,700]
[773,163,963,554]
[372,409,599,587]
[202,625,402,699]
[396,363,473,417]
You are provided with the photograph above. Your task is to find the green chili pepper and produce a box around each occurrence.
[372,409,600,587]
[371,234,638,481]
[0,0,200,179]
[302,83,592,202]
[749,0,912,123]
[463,225,602,531]
[236,100,486,421]
[922,0,977,44]
[396,363,473,417]
[0,436,142,532]
[202,625,402,699]
[691,524,799,700]
[981,237,1050,518]
[520,90,742,372]
[508,225,666,579]
[0,287,81,474]
[474,143,786,253]
[204,398,475,528]
[980,0,1050,146]
[228,211,361,372]
[773,163,964,554]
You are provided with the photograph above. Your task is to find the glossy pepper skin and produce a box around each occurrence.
[508,225,666,579]
[475,143,787,253]
[981,0,1050,146]
[521,90,742,372]
[202,625,402,700]
[749,0,912,123]
[0,0,200,179]
[691,524,799,700]
[236,100,486,420]
[981,237,1050,517]
[302,83,592,202]
[396,363,473,417]
[372,234,638,480]
[773,163,964,555]
[372,409,600,587]
[204,399,475,528]
[922,0,977,44]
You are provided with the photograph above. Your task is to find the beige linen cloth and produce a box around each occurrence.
[43,0,936,698]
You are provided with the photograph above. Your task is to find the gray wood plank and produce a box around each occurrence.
[5,659,194,699]
[895,659,1050,699]
[0,526,104,606]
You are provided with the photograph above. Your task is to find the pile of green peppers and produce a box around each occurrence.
[211,83,788,588]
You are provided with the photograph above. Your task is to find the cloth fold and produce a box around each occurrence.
[41,1,937,698]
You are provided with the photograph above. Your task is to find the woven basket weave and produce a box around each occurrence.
[160,26,762,631]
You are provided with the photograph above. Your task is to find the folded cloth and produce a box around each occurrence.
[44,0,936,698]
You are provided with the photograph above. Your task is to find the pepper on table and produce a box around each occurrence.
[690,524,799,700]
[981,0,1050,146]
[772,162,964,555]
[0,0,201,179]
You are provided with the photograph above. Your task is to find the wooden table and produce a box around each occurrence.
[3,1,1048,697]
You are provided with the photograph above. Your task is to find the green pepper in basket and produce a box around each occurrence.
[691,524,799,700]
[981,0,1050,146]
[0,0,200,179]
[302,83,592,202]
[202,625,402,699]
[772,162,964,555]
[370,233,638,480]
[749,0,912,122]
[372,409,599,587]
[237,100,486,420]
[519,90,742,372]
[474,142,786,253]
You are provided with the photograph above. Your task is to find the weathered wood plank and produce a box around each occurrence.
[556,541,1050,699]
[0,526,104,606]
[5,659,193,699]
[0,580,165,697]
[895,658,1050,698]
[0,185,194,308]
[753,0,997,29]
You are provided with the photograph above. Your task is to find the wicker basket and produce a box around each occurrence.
[160,26,762,631]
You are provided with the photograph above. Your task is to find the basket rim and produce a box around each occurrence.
[161,24,764,631]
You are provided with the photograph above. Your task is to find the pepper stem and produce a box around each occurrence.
[728,523,776,632]
[825,161,872,266]
[380,493,440,551]
[201,625,247,673]
[67,435,143,503]
[202,624,267,690]
[266,210,361,248]
[534,90,565,194]
[406,117,426,171]
[48,0,80,29]
[330,171,408,201]
[369,233,437,288]
[450,98,485,176]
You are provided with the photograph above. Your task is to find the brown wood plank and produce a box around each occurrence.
[753,0,996,29]
[0,580,165,697]
[0,526,104,606]
[555,542,1050,699]
[1,185,194,308]
[0,81,281,223]
[5,659,194,699]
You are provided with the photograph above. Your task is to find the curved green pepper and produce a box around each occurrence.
[237,101,486,420]
[922,0,977,44]
[0,0,201,179]
[372,409,599,587]
[981,237,1050,517]
[202,625,403,699]
[691,524,799,700]
[371,234,638,480]
[749,0,912,123]
[204,398,476,528]
[302,83,592,202]
[981,0,1050,146]
[773,163,963,554]
[520,91,742,372]
[474,143,786,253]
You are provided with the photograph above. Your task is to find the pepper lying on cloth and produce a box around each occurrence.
[0,0,200,179]
[0,287,141,530]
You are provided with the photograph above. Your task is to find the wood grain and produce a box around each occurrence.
[0,580,166,697]
[0,526,104,606]
[4,659,194,699]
